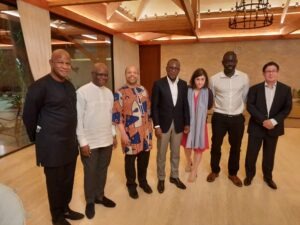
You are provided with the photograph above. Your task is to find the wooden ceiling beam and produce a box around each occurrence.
[50,6,116,34]
[109,16,191,33]
[130,33,169,42]
[191,0,197,22]
[180,0,201,39]
[180,0,195,28]
[171,0,184,11]
[280,0,291,24]
[47,0,136,7]
[280,18,300,35]
[20,0,49,9]
[106,2,121,21]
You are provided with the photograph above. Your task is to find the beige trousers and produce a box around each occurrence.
[156,122,183,180]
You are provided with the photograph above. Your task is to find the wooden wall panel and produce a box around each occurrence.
[139,45,161,95]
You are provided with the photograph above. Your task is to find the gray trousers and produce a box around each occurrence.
[157,122,183,180]
[81,145,113,204]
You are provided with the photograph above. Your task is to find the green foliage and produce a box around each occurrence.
[10,95,22,109]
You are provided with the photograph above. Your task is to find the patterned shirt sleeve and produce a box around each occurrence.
[112,90,123,124]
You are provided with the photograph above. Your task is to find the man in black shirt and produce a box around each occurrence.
[23,49,84,225]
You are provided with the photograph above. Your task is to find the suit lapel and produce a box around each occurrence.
[260,82,268,116]
[175,80,181,107]
[269,82,281,116]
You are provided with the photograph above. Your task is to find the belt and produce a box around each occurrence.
[214,112,243,118]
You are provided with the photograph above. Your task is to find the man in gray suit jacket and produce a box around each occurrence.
[244,61,292,190]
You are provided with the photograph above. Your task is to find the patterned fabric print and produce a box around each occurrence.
[113,85,152,155]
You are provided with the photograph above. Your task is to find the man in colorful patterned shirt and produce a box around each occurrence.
[113,65,153,199]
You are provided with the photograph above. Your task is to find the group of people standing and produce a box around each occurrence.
[22,49,292,225]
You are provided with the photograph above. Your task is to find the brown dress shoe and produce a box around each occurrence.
[207,172,219,182]
[228,175,243,187]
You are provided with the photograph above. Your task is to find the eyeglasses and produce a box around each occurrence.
[93,72,108,77]
[264,70,278,73]
[167,66,180,71]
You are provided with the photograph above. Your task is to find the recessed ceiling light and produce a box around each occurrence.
[1,10,20,18]
[81,34,97,40]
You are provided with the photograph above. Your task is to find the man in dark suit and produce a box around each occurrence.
[23,49,84,225]
[151,58,190,193]
[244,61,292,190]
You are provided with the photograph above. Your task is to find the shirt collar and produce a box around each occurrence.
[167,76,179,84]
[220,71,238,78]
[264,82,277,88]
[91,81,105,89]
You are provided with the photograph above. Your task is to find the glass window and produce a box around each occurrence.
[0,3,33,157]
[0,6,114,157]
[50,17,114,90]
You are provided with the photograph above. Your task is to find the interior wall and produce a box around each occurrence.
[113,35,139,91]
[161,39,300,91]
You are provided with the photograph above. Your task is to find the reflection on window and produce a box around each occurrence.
[0,3,33,157]
[50,17,113,90]
[0,7,114,158]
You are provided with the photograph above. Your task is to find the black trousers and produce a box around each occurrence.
[245,134,278,180]
[125,150,150,190]
[44,160,76,223]
[210,113,245,175]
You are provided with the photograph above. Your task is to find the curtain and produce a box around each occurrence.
[17,0,51,80]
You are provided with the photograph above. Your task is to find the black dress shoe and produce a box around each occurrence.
[53,217,71,225]
[169,177,186,189]
[85,203,95,219]
[95,196,116,207]
[139,183,153,194]
[128,188,139,199]
[64,208,84,220]
[157,180,165,193]
[243,177,252,186]
[264,178,277,190]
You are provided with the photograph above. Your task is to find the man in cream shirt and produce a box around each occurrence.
[76,63,117,219]
[207,51,249,187]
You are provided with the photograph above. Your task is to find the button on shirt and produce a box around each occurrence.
[265,82,278,125]
[210,70,249,115]
[167,76,179,106]
[76,82,116,149]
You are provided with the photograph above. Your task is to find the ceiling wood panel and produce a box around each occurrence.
[47,0,135,7]
[17,0,300,44]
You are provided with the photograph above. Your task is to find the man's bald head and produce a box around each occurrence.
[92,62,108,73]
[51,49,70,61]
[91,62,109,87]
[49,49,71,82]
[125,65,139,87]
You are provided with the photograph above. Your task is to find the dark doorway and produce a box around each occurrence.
[139,45,161,96]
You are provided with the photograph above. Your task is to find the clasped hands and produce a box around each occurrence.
[263,119,275,130]
[154,125,190,139]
